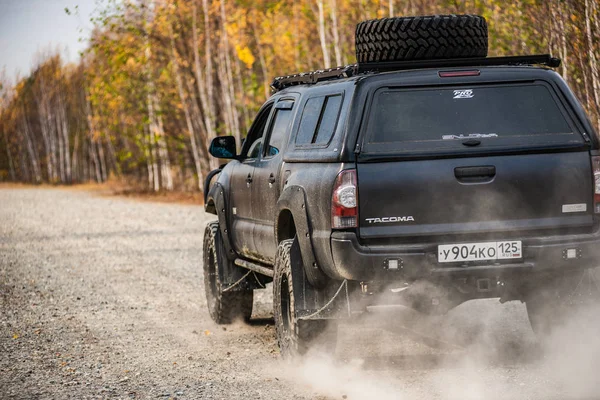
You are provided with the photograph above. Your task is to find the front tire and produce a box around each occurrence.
[203,221,253,324]
[273,238,337,359]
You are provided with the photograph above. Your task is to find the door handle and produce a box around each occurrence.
[268,174,276,184]
[454,166,496,183]
[246,174,253,184]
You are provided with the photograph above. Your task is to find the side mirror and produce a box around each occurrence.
[209,136,237,159]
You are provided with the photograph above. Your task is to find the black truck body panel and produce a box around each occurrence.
[206,63,600,310]
[357,152,594,240]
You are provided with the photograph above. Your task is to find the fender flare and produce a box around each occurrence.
[203,167,223,211]
[207,182,237,262]
[276,185,329,288]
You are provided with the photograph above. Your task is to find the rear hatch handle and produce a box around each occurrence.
[454,165,496,184]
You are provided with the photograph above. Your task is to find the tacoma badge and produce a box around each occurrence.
[365,216,415,223]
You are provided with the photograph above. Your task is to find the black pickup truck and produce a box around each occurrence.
[203,15,600,358]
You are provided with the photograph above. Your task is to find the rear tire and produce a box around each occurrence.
[355,15,488,63]
[203,221,253,324]
[273,238,337,359]
[526,268,600,336]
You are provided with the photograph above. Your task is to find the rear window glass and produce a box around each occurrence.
[296,97,324,144]
[367,85,573,144]
[296,94,342,146]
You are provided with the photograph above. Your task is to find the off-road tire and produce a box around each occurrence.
[526,268,600,335]
[355,14,488,63]
[273,239,337,359]
[203,221,253,324]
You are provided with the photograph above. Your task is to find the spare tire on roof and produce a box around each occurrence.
[355,14,488,63]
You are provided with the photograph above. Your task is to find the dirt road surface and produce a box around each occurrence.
[1,187,599,399]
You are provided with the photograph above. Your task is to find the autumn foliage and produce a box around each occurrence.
[1,0,600,191]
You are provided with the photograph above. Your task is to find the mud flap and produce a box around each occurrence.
[277,185,329,288]
[288,238,351,320]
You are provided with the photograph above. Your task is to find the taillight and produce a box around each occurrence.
[593,156,600,213]
[332,169,358,229]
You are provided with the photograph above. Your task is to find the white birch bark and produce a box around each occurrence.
[193,3,217,150]
[329,0,343,66]
[36,82,54,182]
[57,87,72,182]
[170,23,205,190]
[85,93,102,183]
[220,0,241,158]
[2,129,16,181]
[316,0,331,69]
[154,95,173,191]
[202,0,216,132]
[21,114,42,183]
[252,22,271,99]
[586,0,600,131]
[55,102,66,182]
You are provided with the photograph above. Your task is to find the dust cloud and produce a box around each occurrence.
[273,272,600,400]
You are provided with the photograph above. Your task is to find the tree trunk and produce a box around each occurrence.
[329,0,343,66]
[96,136,108,182]
[55,104,66,183]
[233,56,250,134]
[219,0,241,162]
[170,22,205,190]
[58,89,72,182]
[2,129,16,181]
[36,93,54,182]
[252,19,271,99]
[202,0,216,135]
[71,132,79,183]
[22,113,41,183]
[316,0,331,69]
[586,0,600,131]
[193,2,217,153]
[153,94,173,191]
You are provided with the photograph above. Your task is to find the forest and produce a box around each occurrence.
[1,0,600,192]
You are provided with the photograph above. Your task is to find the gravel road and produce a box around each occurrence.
[1,187,599,399]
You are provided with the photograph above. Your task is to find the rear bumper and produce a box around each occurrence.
[329,229,600,281]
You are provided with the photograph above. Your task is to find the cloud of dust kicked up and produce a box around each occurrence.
[272,270,600,400]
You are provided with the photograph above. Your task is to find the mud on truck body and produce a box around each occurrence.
[202,15,600,358]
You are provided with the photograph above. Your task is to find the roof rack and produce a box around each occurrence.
[270,65,357,92]
[270,54,561,92]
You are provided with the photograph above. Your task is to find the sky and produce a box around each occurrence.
[0,0,98,81]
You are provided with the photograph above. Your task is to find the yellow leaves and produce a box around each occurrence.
[126,57,138,70]
[236,45,255,69]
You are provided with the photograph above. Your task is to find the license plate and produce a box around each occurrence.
[438,241,522,263]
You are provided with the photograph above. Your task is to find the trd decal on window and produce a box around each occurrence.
[453,89,474,99]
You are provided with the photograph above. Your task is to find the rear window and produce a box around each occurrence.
[364,84,578,152]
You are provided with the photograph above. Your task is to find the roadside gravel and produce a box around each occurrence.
[1,187,598,399]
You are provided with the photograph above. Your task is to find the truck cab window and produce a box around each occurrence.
[263,106,294,158]
[243,103,273,159]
